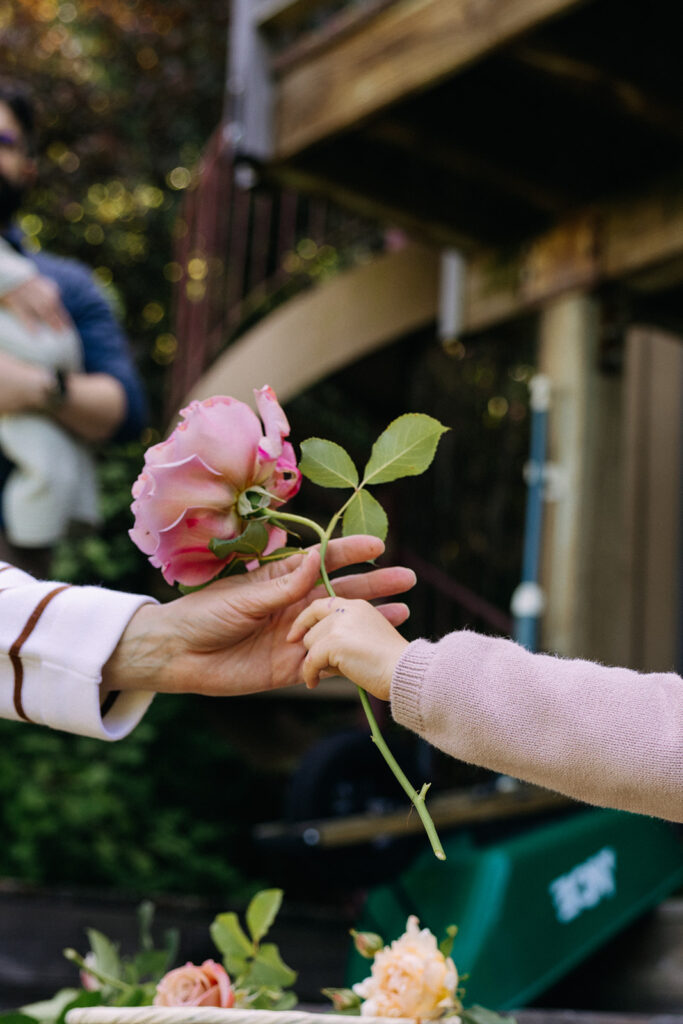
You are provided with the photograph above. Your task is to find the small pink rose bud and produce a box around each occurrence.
[350,929,385,959]
[80,952,102,991]
[322,987,362,1011]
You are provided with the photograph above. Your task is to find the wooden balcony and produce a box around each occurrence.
[231,0,683,253]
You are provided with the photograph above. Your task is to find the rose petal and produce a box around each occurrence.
[131,453,235,538]
[254,385,290,462]
[268,441,302,501]
[176,396,263,487]
[153,507,243,586]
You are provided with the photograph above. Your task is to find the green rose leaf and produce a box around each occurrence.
[269,992,298,1011]
[246,942,298,988]
[362,414,448,484]
[299,438,359,488]
[439,924,458,959]
[56,991,104,1024]
[131,949,174,984]
[86,928,123,982]
[246,888,283,944]
[19,989,81,1024]
[210,912,254,971]
[209,520,269,559]
[342,489,388,541]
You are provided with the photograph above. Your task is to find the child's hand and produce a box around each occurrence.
[287,597,410,700]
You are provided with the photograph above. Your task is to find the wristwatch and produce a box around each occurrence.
[44,368,69,411]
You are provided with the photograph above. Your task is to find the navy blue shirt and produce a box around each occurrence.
[0,228,148,519]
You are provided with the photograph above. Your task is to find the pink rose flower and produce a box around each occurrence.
[154,959,235,1007]
[130,386,301,586]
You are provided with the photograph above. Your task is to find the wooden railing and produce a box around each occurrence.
[166,126,384,420]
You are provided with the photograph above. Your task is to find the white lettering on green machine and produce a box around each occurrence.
[548,847,617,923]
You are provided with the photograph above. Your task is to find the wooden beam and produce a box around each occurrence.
[255,786,571,847]
[511,45,683,144]
[270,161,472,247]
[366,118,572,215]
[463,180,683,333]
[274,0,590,158]
[254,0,325,32]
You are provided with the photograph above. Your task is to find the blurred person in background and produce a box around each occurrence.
[0,79,147,576]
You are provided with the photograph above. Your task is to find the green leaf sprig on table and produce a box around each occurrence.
[0,891,296,1024]
[210,888,297,1010]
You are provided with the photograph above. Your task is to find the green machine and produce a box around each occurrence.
[348,808,683,1009]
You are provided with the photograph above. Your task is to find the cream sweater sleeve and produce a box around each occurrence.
[391,631,683,822]
[0,562,156,740]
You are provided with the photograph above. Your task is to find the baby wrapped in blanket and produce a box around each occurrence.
[0,236,98,546]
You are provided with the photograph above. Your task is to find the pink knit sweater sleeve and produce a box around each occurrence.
[391,631,683,822]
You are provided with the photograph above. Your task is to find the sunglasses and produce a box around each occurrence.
[0,130,22,149]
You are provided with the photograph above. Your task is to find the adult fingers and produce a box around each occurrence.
[376,602,410,627]
[327,565,416,601]
[322,535,385,571]
[213,549,321,616]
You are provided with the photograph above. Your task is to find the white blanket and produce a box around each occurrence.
[0,238,99,545]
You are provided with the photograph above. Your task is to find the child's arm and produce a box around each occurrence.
[287,597,409,699]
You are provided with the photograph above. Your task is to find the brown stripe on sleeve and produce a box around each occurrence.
[100,689,120,718]
[10,585,71,722]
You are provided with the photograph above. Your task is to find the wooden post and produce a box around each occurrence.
[537,292,628,662]
[623,327,683,672]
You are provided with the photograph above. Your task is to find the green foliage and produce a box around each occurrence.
[342,489,388,542]
[362,413,449,485]
[1,0,229,422]
[209,520,270,560]
[439,924,458,960]
[17,990,80,1024]
[297,413,447,543]
[0,695,258,897]
[298,439,359,488]
[246,888,283,945]
[4,905,179,1024]
[211,889,298,1010]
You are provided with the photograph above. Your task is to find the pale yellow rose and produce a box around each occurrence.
[353,916,459,1021]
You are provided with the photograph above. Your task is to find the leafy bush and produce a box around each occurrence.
[0,693,260,899]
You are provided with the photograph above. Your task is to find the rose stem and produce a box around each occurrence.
[262,508,446,861]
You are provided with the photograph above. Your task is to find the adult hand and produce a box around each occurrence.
[0,349,50,414]
[104,536,415,696]
[0,273,70,331]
